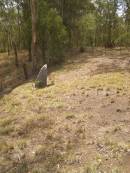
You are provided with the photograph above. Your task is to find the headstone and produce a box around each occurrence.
[35,64,47,88]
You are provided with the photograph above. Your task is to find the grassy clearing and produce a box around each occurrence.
[0,72,129,157]
[1,51,130,172]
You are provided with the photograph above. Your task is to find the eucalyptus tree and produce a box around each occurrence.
[30,0,37,70]
[0,0,129,69]
[94,0,119,48]
[0,0,20,66]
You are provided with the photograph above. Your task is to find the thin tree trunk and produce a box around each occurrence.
[7,39,10,56]
[23,63,28,80]
[12,41,19,67]
[7,31,11,56]
[17,0,21,50]
[30,0,37,72]
[28,45,32,62]
[0,81,3,92]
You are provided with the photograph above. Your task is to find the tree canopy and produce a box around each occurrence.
[0,0,129,66]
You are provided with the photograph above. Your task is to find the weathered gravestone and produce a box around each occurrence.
[35,64,47,88]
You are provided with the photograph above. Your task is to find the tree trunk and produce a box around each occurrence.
[12,41,19,67]
[7,31,11,56]
[30,0,37,72]
[17,0,21,50]
[28,45,32,62]
[23,63,28,80]
[0,81,3,92]
[7,39,10,56]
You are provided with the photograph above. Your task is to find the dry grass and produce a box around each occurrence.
[1,49,130,172]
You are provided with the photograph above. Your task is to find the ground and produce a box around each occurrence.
[0,48,130,173]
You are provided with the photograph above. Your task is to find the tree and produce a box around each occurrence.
[30,0,37,71]
[0,0,130,69]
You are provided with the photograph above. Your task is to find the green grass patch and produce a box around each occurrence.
[0,140,13,153]
[0,125,14,135]
[85,72,130,90]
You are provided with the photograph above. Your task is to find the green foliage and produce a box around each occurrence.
[78,13,96,47]
[0,0,130,64]
[35,80,44,88]
[46,9,68,64]
[38,1,69,64]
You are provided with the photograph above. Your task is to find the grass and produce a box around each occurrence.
[14,114,53,137]
[104,138,129,153]
[0,140,13,153]
[1,50,130,173]
[2,71,130,115]
[79,72,130,92]
[83,165,122,173]
[0,116,15,136]
[0,71,129,171]
[16,139,27,150]
[0,117,14,127]
[0,125,14,135]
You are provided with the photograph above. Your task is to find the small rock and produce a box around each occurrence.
[87,141,95,145]
[106,93,109,97]
[116,109,122,113]
[111,100,115,104]
[81,91,85,95]
[116,90,120,94]
[80,87,85,90]
[72,93,76,96]
[86,94,89,97]
[66,115,75,120]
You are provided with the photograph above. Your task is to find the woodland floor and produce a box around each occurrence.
[0,48,130,173]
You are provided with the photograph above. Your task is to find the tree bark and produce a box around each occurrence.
[28,45,32,62]
[17,0,21,50]
[12,41,19,67]
[23,63,28,80]
[30,0,37,72]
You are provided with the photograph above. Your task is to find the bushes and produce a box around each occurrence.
[46,9,69,64]
[38,2,69,65]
